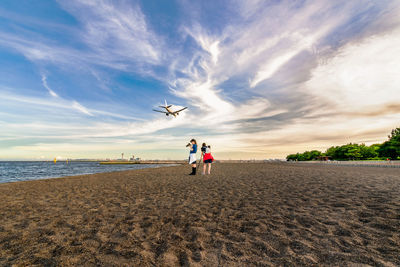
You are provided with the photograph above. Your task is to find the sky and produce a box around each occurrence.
[0,0,399,160]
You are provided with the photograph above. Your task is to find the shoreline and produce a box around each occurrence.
[0,162,179,184]
[99,160,185,165]
[1,163,399,266]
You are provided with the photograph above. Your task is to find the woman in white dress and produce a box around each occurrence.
[188,139,197,175]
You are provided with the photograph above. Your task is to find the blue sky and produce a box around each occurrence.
[1,0,399,160]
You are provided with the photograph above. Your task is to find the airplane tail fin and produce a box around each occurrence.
[163,99,172,108]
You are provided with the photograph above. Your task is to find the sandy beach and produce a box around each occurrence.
[0,163,399,266]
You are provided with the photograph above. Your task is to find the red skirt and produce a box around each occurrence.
[203,153,214,162]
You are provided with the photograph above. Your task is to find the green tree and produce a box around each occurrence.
[343,144,362,160]
[388,128,400,141]
[378,127,400,159]
[286,154,298,161]
[360,144,379,159]
[326,146,339,159]
[309,150,322,160]
[286,127,399,161]
[286,150,322,161]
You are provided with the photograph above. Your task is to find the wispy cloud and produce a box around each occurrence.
[0,89,150,120]
[0,0,165,75]
[41,74,58,97]
[71,100,92,116]
[57,0,164,66]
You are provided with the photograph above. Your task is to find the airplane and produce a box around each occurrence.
[153,100,187,117]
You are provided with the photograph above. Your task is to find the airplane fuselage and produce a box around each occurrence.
[165,107,176,117]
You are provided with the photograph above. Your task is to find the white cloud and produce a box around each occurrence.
[0,0,164,75]
[249,30,321,87]
[172,79,234,119]
[71,100,92,116]
[58,0,163,65]
[169,1,348,127]
[0,89,121,118]
[305,29,400,112]
[41,74,58,97]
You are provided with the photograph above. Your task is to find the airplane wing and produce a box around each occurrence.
[172,107,187,114]
[153,109,168,114]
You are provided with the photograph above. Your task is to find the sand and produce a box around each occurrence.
[0,163,399,266]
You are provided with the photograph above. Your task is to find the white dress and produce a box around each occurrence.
[188,153,196,164]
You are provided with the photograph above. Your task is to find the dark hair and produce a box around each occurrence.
[190,139,197,144]
[202,143,206,147]
[208,145,211,148]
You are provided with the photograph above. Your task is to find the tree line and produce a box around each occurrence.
[286,127,400,161]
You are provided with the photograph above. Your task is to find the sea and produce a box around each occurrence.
[0,161,175,183]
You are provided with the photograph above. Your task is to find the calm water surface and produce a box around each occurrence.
[0,161,175,183]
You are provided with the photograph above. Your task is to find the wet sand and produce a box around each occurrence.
[0,163,399,266]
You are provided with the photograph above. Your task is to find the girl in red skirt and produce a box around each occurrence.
[201,143,214,175]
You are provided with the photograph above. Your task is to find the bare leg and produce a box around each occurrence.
[203,164,206,175]
[207,163,211,174]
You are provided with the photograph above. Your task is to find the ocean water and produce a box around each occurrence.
[0,161,175,183]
